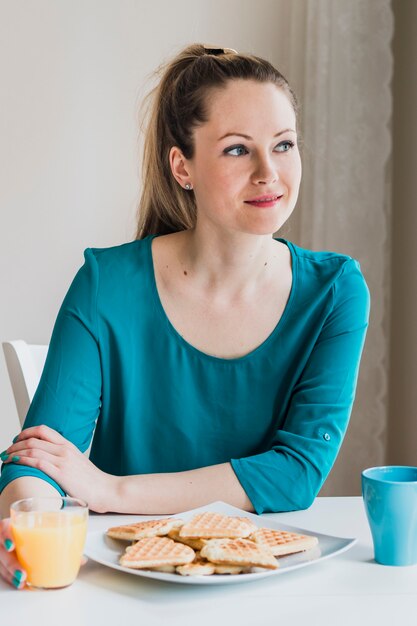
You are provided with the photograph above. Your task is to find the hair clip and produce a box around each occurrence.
[203,45,237,56]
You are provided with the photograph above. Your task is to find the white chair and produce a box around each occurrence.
[2,340,48,427]
[2,340,94,456]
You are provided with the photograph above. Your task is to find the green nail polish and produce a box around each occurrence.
[14,569,24,582]
[0,452,9,461]
[4,538,13,551]
[12,576,21,588]
[11,455,20,462]
[13,435,19,443]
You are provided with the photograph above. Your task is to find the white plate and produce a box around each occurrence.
[85,501,356,585]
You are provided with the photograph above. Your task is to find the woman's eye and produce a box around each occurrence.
[224,145,248,157]
[224,141,295,157]
[275,140,295,152]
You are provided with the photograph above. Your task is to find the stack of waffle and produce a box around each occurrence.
[106,512,318,577]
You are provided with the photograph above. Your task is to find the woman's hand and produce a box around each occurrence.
[1,426,116,513]
[0,518,26,589]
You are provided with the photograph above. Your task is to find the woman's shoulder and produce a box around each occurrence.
[279,238,369,304]
[86,236,152,266]
[280,238,365,280]
[76,236,154,282]
[282,238,354,264]
[70,236,155,299]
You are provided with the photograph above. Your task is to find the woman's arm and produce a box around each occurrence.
[231,258,370,513]
[0,249,101,499]
[2,427,253,514]
[112,463,254,514]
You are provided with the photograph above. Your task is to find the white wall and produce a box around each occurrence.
[0,0,295,448]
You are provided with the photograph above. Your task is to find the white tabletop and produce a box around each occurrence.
[2,497,417,625]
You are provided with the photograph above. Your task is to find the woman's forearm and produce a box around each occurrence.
[1,431,254,515]
[0,477,60,519]
[111,462,254,515]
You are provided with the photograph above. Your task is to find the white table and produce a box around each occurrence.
[2,497,417,625]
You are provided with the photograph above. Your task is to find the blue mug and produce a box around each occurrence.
[362,466,417,566]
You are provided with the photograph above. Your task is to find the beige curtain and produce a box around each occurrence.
[278,0,394,494]
[387,0,417,468]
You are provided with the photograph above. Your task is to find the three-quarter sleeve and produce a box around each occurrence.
[0,249,102,496]
[231,259,370,514]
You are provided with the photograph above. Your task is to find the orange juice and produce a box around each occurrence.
[11,506,88,588]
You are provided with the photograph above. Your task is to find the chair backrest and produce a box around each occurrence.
[2,340,49,427]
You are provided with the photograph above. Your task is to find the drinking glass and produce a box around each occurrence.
[10,496,88,588]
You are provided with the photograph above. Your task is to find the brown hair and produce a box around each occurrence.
[135,43,299,239]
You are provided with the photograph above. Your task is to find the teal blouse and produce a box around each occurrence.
[0,235,370,513]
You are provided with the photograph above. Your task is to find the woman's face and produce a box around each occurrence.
[179,79,302,237]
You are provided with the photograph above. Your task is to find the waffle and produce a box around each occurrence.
[236,517,258,534]
[149,564,177,573]
[213,564,251,575]
[167,527,207,550]
[176,557,216,576]
[107,517,183,541]
[200,538,279,570]
[179,512,255,539]
[176,552,248,576]
[120,536,195,569]
[249,528,319,556]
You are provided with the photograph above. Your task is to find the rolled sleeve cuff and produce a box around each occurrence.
[230,457,266,515]
[231,451,318,515]
[0,463,66,497]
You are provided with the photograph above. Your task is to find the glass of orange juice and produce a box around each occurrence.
[10,497,88,589]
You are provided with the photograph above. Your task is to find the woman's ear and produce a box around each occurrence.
[169,146,193,189]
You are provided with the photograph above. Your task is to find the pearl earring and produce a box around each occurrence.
[184,183,192,190]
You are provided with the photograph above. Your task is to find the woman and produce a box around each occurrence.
[0,44,369,588]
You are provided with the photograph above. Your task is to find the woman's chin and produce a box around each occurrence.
[242,216,293,236]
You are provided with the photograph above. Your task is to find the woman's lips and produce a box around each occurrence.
[244,195,283,208]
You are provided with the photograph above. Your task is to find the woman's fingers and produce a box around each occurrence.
[1,449,61,478]
[0,520,27,589]
[1,427,77,472]
[0,561,26,589]
[13,425,67,446]
[2,437,62,459]
[0,517,13,547]
[1,440,64,484]
[1,438,72,482]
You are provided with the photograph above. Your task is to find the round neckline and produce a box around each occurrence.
[146,233,298,364]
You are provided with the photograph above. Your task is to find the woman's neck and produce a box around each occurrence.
[174,227,283,301]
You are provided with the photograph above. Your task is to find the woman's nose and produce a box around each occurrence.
[252,156,279,184]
